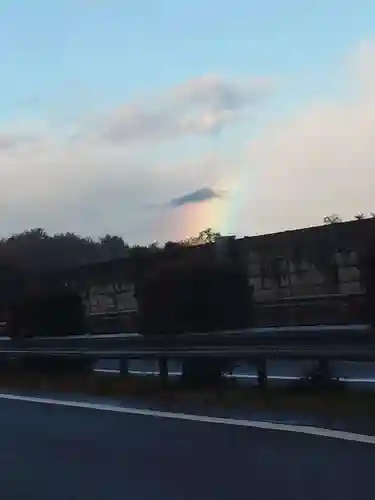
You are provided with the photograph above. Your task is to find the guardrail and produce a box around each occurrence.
[0,324,372,359]
[0,324,373,388]
[1,323,370,346]
[2,344,375,361]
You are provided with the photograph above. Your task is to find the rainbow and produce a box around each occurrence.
[168,172,243,241]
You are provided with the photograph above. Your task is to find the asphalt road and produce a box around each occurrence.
[0,397,374,500]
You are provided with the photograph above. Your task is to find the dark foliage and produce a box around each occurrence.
[136,258,253,336]
[0,228,161,315]
[8,291,86,338]
[360,245,375,326]
[0,228,130,272]
[0,262,26,316]
[135,257,253,386]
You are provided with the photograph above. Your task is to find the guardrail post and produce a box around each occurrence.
[159,357,168,386]
[256,359,268,389]
[317,358,331,383]
[120,358,128,376]
[302,358,338,389]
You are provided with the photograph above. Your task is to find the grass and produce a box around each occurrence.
[0,369,375,431]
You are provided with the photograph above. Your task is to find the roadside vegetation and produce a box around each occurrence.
[1,370,375,434]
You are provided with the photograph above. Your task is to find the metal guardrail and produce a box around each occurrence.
[13,323,373,344]
[0,324,372,362]
[1,344,375,361]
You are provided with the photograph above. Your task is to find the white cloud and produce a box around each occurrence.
[0,74,267,243]
[83,74,272,143]
[237,41,375,236]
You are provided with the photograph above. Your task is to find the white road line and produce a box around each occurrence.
[0,392,374,445]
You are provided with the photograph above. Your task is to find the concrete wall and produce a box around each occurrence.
[240,218,373,302]
[246,250,362,302]
[85,283,138,314]
[80,219,375,313]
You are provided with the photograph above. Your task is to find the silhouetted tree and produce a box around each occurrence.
[198,228,221,243]
[360,244,375,326]
[355,213,366,220]
[99,234,129,260]
[181,228,221,246]
[135,257,253,385]
[136,254,253,384]
[323,214,343,224]
[137,257,252,334]
[0,226,224,320]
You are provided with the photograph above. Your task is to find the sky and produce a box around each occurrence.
[1,1,375,244]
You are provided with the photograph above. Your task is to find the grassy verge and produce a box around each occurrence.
[0,371,375,430]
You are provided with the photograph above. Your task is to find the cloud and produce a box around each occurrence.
[0,130,236,244]
[83,74,272,144]
[237,40,375,236]
[0,73,268,244]
[0,133,33,151]
[0,121,51,151]
[168,187,222,208]
[4,39,375,245]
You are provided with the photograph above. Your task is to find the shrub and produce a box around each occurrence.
[135,257,254,387]
[360,246,375,326]
[136,258,253,336]
[8,291,86,338]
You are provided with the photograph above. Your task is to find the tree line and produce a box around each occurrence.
[323,213,375,224]
[0,227,220,274]
[1,214,373,274]
[2,214,373,274]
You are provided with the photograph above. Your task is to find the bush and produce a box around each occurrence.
[136,258,253,336]
[136,257,254,386]
[360,247,375,326]
[8,291,86,338]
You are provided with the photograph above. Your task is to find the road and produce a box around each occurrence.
[0,396,374,499]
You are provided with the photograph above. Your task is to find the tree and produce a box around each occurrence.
[355,213,366,220]
[147,241,161,252]
[136,258,252,335]
[198,228,221,243]
[181,227,221,246]
[135,258,253,385]
[359,245,375,326]
[323,214,342,224]
[8,291,85,339]
[99,234,129,260]
[353,213,375,220]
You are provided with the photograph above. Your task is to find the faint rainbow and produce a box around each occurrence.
[175,172,242,239]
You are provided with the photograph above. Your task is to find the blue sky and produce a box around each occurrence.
[1,0,372,116]
[0,1,375,243]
